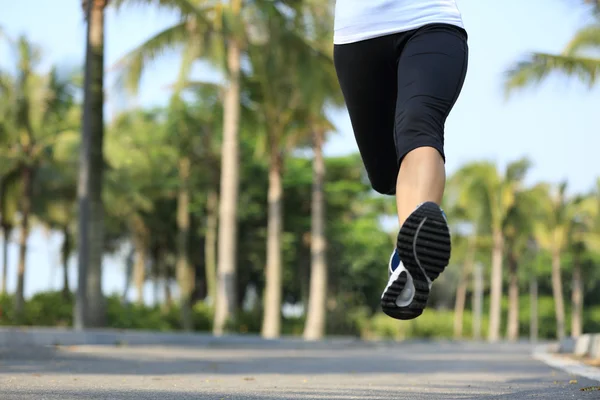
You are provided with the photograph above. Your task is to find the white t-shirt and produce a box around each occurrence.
[333,0,465,45]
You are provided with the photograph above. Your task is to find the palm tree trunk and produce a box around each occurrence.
[571,250,583,338]
[152,274,160,307]
[530,276,538,343]
[262,145,283,339]
[506,251,519,342]
[134,245,146,306]
[488,230,504,343]
[0,177,6,296]
[76,0,107,329]
[205,189,218,305]
[130,215,148,305]
[454,234,476,339]
[176,156,194,331]
[61,227,71,298]
[160,254,172,309]
[165,279,173,307]
[304,128,327,341]
[551,248,566,340]
[1,225,11,295]
[121,247,134,303]
[213,5,242,334]
[14,165,33,320]
[472,262,483,340]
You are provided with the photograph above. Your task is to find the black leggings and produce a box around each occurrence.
[334,23,469,195]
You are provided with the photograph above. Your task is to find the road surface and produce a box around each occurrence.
[0,339,598,399]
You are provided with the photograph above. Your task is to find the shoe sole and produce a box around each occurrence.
[381,202,451,320]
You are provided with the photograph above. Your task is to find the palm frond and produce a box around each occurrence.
[112,22,189,95]
[171,39,204,96]
[505,157,532,182]
[111,0,210,21]
[172,80,223,95]
[504,52,600,96]
[564,24,600,55]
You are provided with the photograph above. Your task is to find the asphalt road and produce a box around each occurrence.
[0,339,598,399]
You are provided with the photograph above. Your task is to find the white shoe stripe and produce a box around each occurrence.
[381,261,415,307]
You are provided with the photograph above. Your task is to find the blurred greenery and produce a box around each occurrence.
[4,290,599,341]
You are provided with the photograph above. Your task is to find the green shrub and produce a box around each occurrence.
[0,290,595,341]
[410,310,454,338]
[192,301,214,331]
[0,294,15,325]
[361,312,409,340]
[584,306,600,333]
[25,291,73,327]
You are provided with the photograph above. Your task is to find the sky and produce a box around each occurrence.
[0,0,598,302]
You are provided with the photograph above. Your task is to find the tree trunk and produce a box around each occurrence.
[134,245,146,306]
[304,129,327,341]
[14,165,33,320]
[551,248,566,340]
[76,0,107,329]
[571,251,583,338]
[0,177,8,295]
[506,251,519,342]
[205,189,218,305]
[61,226,72,298]
[152,274,160,307]
[454,234,476,339]
[530,277,538,343]
[261,146,283,339]
[1,225,11,295]
[213,9,242,335]
[472,262,483,340]
[121,247,134,303]
[130,215,148,305]
[162,253,173,309]
[176,156,194,331]
[488,230,504,343]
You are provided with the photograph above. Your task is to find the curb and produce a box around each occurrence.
[533,343,600,383]
[558,334,600,360]
[0,327,361,349]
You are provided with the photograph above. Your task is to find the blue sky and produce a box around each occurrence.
[0,0,599,301]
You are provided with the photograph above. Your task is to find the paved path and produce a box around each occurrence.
[0,340,598,399]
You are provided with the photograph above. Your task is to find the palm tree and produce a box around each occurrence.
[0,173,17,295]
[505,4,600,93]
[454,158,531,342]
[76,0,109,329]
[503,188,538,342]
[167,97,196,331]
[11,37,39,319]
[241,1,339,339]
[34,135,80,299]
[301,0,344,341]
[111,0,239,333]
[214,0,244,335]
[0,36,78,320]
[531,182,581,340]
[176,83,224,317]
[0,67,19,296]
[247,22,302,339]
[443,175,485,340]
